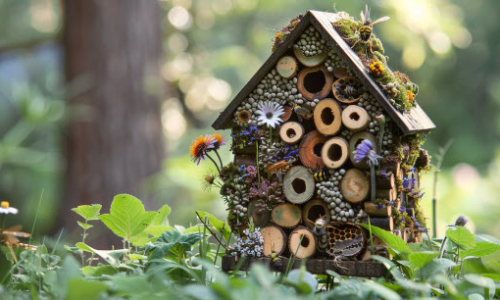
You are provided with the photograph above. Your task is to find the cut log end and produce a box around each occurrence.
[271,203,302,228]
[279,121,304,144]
[261,225,287,256]
[288,227,316,259]
[293,47,328,67]
[313,99,343,136]
[341,105,370,132]
[302,200,331,229]
[297,66,334,100]
[321,137,349,169]
[349,132,378,169]
[276,56,298,79]
[340,169,369,203]
[363,202,392,217]
[298,130,327,171]
[283,166,316,204]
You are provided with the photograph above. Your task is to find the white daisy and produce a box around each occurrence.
[256,101,285,128]
[0,201,18,215]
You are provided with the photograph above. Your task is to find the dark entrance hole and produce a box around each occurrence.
[354,138,365,149]
[307,205,326,222]
[321,107,334,125]
[327,144,342,161]
[286,128,296,138]
[292,178,306,194]
[313,143,324,157]
[303,70,326,94]
[300,235,310,247]
[349,112,360,121]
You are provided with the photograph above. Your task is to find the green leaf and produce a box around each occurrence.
[196,211,231,241]
[145,230,200,261]
[409,251,439,269]
[71,204,102,221]
[417,258,457,278]
[81,265,118,276]
[362,281,402,300]
[98,194,157,241]
[153,204,171,226]
[76,242,128,267]
[77,221,93,230]
[286,269,318,295]
[463,274,496,299]
[66,278,109,300]
[445,226,476,250]
[370,255,404,281]
[359,223,412,257]
[460,242,500,259]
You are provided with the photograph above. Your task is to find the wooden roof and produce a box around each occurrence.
[212,10,435,135]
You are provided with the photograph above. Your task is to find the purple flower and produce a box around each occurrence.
[377,205,383,209]
[354,140,381,166]
[455,215,468,227]
[400,206,406,213]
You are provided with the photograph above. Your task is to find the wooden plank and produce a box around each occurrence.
[212,13,313,130]
[221,255,387,277]
[308,11,435,135]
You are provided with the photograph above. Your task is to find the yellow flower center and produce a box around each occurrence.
[1,201,9,208]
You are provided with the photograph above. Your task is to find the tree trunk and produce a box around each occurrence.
[61,0,164,247]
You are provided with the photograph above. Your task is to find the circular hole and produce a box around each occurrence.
[286,128,296,138]
[349,112,360,121]
[313,143,324,157]
[321,107,334,125]
[354,138,365,149]
[292,178,306,194]
[307,205,326,222]
[327,143,342,161]
[300,235,310,247]
[303,70,326,94]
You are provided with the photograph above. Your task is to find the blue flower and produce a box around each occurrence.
[354,140,381,166]
[389,201,394,206]
[400,206,406,213]
[377,205,383,209]
[238,165,246,172]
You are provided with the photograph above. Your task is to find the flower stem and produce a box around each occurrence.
[368,216,375,254]
[370,163,376,202]
[206,153,221,174]
[214,150,224,170]
[256,141,261,188]
[269,127,273,145]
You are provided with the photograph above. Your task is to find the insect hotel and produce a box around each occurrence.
[210,9,435,276]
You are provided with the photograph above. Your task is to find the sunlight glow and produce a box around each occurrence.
[168,6,192,30]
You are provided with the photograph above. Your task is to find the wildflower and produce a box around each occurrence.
[202,173,220,192]
[354,139,381,166]
[455,215,468,227]
[369,61,384,77]
[377,205,383,209]
[399,206,406,213]
[209,133,226,151]
[407,90,414,102]
[0,201,18,215]
[238,165,246,172]
[190,135,216,165]
[256,101,284,128]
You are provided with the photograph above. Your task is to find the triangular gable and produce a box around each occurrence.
[212,10,435,134]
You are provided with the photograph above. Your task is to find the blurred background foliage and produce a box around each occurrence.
[0,0,499,242]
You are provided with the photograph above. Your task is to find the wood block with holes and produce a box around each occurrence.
[271,203,302,228]
[279,121,304,144]
[283,166,315,204]
[364,202,392,217]
[376,188,397,201]
[340,169,369,203]
[313,99,342,136]
[342,105,370,132]
[288,226,316,259]
[297,66,334,100]
[321,137,349,169]
[298,130,327,171]
[261,225,287,256]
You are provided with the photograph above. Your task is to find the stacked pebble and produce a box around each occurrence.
[379,125,393,156]
[340,128,353,140]
[324,48,354,76]
[227,183,249,218]
[315,169,366,222]
[233,69,299,126]
[293,26,327,56]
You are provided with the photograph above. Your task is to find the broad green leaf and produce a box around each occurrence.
[71,204,102,221]
[77,221,93,230]
[464,274,496,299]
[417,258,457,278]
[196,211,231,241]
[460,241,500,259]
[370,255,404,281]
[128,254,146,261]
[409,251,439,269]
[286,269,318,295]
[359,223,412,257]
[66,278,109,300]
[145,230,200,261]
[98,194,157,241]
[153,204,171,226]
[81,265,117,276]
[76,242,128,267]
[362,281,401,300]
[445,226,476,250]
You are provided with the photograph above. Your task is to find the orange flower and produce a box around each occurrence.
[368,61,384,77]
[407,90,414,102]
[190,135,215,165]
[210,133,226,150]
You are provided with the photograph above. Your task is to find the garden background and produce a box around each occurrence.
[0,0,499,255]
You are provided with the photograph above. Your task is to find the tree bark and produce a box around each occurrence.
[61,0,164,247]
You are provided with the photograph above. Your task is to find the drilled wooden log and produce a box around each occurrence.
[332,76,363,104]
[340,169,369,203]
[341,105,370,132]
[237,110,252,124]
[380,156,401,178]
[261,225,287,256]
[298,130,327,171]
[271,203,302,228]
[349,132,377,169]
[221,255,388,277]
[375,189,396,201]
[321,137,349,169]
[297,66,334,100]
[302,199,331,229]
[289,226,316,259]
[364,202,392,217]
[376,173,395,189]
[293,47,328,67]
[279,121,304,145]
[276,56,298,79]
[313,99,342,136]
[248,200,270,227]
[280,106,293,122]
[362,217,394,232]
[283,166,315,204]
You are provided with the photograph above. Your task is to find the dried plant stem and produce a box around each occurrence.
[205,153,221,174]
[214,150,224,170]
[195,211,228,250]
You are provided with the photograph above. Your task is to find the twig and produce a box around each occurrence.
[195,211,228,250]
[214,223,225,266]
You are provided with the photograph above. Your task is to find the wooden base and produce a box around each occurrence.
[221,255,387,277]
